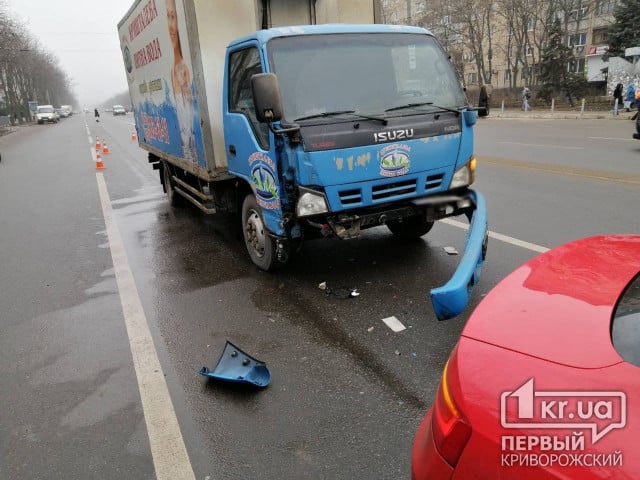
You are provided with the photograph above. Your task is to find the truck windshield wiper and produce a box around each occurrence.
[294,110,357,122]
[294,110,387,125]
[385,102,461,115]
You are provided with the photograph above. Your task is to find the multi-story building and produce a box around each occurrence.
[378,0,620,90]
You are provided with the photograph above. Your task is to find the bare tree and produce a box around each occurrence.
[445,0,495,85]
[0,2,76,123]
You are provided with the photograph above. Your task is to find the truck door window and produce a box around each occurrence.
[228,47,269,150]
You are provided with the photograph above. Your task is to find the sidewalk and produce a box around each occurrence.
[487,107,637,120]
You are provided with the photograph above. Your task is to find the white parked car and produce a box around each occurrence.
[112,105,126,116]
[36,105,58,124]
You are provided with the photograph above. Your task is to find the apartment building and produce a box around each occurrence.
[378,0,619,89]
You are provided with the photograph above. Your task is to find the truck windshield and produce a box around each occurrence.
[267,32,466,123]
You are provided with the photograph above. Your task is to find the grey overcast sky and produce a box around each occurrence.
[7,0,135,108]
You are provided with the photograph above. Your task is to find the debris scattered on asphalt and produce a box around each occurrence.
[394,350,401,356]
[318,281,359,299]
[367,326,374,332]
[411,352,417,357]
[444,246,459,255]
[382,315,407,332]
[199,341,270,388]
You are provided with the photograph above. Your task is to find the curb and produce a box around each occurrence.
[486,110,637,121]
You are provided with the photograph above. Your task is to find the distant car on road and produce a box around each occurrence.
[112,105,126,116]
[412,235,640,480]
[36,105,58,124]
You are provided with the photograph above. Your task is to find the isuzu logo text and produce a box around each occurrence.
[501,378,626,444]
[374,129,414,143]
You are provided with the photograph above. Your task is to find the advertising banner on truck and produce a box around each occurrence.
[119,0,205,167]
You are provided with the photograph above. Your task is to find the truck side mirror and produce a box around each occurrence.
[251,73,283,123]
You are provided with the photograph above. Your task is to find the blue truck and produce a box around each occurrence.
[118,0,488,319]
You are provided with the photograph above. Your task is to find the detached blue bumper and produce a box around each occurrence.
[430,190,488,320]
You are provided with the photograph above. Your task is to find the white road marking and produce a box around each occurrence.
[88,124,195,480]
[439,218,550,254]
[499,141,583,150]
[587,136,636,141]
[382,316,407,332]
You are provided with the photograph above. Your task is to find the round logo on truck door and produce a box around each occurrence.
[249,152,281,210]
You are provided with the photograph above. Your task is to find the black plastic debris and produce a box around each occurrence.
[318,281,359,299]
[198,341,271,388]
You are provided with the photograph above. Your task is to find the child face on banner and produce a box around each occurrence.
[167,0,179,53]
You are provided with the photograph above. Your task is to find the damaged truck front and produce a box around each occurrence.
[119,1,488,320]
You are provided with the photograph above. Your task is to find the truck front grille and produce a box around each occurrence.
[338,188,362,205]
[332,170,448,209]
[371,179,417,200]
[425,173,444,190]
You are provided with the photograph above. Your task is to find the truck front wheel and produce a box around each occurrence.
[241,194,284,271]
[386,215,434,239]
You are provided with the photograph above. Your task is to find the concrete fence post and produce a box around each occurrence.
[501,99,504,113]
[581,98,585,115]
[551,98,555,112]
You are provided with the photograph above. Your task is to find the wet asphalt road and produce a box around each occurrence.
[0,113,638,479]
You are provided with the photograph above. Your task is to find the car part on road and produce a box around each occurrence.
[199,341,271,388]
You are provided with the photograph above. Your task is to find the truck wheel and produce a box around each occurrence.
[242,194,282,271]
[386,215,434,239]
[162,162,185,207]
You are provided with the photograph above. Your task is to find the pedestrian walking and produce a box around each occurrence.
[613,83,623,115]
[522,87,531,111]
[625,83,636,111]
[94,108,100,123]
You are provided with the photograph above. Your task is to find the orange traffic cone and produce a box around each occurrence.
[96,137,101,150]
[95,152,105,170]
[131,130,137,141]
[102,142,110,154]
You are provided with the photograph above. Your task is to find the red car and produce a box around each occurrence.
[412,235,640,479]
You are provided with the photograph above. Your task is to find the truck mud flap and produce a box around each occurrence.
[430,190,488,320]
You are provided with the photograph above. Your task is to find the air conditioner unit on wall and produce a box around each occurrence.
[574,45,585,54]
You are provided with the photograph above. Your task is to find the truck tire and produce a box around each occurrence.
[241,194,283,271]
[386,215,434,239]
[162,162,185,207]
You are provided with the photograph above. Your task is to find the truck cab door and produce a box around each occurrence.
[224,45,284,235]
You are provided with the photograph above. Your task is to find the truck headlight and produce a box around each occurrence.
[296,188,329,217]
[449,157,476,189]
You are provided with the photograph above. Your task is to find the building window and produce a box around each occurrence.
[568,59,586,73]
[596,0,617,15]
[592,28,608,44]
[521,67,530,80]
[467,72,478,84]
[526,46,534,56]
[527,17,534,31]
[504,70,511,82]
[569,7,588,20]
[568,32,587,46]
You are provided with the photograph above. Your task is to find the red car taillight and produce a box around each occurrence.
[431,351,471,467]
